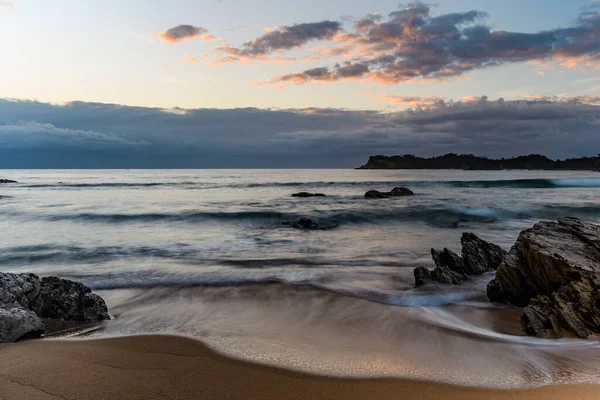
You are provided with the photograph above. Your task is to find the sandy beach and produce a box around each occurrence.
[0,334,598,400]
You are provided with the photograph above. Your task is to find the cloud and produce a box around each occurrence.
[1,97,600,168]
[0,1,14,12]
[358,93,446,108]
[215,21,342,63]
[259,2,600,85]
[523,94,600,104]
[153,25,209,44]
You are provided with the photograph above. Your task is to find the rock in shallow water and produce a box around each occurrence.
[415,233,506,286]
[487,217,600,338]
[364,187,414,199]
[291,192,326,198]
[291,218,320,230]
[0,272,109,343]
[0,179,17,183]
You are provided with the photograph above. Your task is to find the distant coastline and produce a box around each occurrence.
[357,153,600,170]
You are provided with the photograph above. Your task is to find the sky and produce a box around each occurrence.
[1,0,600,168]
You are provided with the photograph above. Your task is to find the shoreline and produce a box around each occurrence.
[1,334,600,400]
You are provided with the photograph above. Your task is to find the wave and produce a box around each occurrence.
[7,203,600,228]
[438,178,600,189]
[16,177,600,190]
[22,182,198,189]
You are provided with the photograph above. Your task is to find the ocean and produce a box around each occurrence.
[1,169,600,388]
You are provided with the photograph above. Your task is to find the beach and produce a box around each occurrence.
[1,334,599,400]
[2,169,600,393]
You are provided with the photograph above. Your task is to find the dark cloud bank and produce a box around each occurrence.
[1,97,599,168]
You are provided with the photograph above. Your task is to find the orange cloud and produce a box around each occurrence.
[358,92,446,108]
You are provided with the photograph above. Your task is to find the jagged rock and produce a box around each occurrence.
[431,248,466,274]
[0,179,17,183]
[431,266,466,285]
[292,218,320,230]
[37,277,110,321]
[0,307,45,343]
[461,232,506,275]
[415,233,505,287]
[0,272,110,342]
[365,187,414,199]
[487,217,600,338]
[414,267,432,286]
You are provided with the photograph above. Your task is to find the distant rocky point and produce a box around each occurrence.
[0,179,17,184]
[358,153,600,170]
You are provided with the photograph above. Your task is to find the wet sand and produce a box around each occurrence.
[1,334,599,400]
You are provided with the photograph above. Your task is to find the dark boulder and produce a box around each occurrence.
[292,218,320,230]
[0,307,45,343]
[389,187,414,197]
[0,179,17,183]
[487,217,600,338]
[0,272,110,343]
[365,190,388,199]
[36,277,110,321]
[365,187,414,199]
[291,192,326,198]
[415,233,505,287]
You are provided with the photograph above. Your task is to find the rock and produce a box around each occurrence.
[0,272,43,311]
[292,218,320,230]
[0,272,110,342]
[461,232,506,275]
[0,179,17,183]
[487,217,600,338]
[291,192,326,198]
[0,307,45,343]
[431,248,466,274]
[37,277,110,321]
[414,267,432,286]
[431,266,467,285]
[365,187,414,199]
[389,187,414,197]
[365,190,388,199]
[415,233,505,286]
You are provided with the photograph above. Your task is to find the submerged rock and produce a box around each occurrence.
[0,272,110,343]
[415,233,506,287]
[487,217,600,338]
[0,179,17,184]
[291,218,320,230]
[364,187,414,199]
[291,192,326,198]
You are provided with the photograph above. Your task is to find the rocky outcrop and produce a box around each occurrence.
[0,272,110,343]
[291,192,326,198]
[0,179,17,183]
[415,233,506,286]
[487,217,600,338]
[365,187,414,199]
